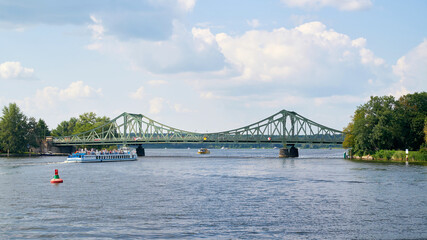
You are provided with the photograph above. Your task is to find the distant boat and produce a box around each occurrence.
[197,148,210,154]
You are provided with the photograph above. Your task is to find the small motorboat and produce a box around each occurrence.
[197,148,210,154]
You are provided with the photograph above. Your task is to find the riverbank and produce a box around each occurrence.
[0,152,68,157]
[349,156,427,166]
[348,150,427,166]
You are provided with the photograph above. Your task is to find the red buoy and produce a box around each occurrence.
[50,169,63,183]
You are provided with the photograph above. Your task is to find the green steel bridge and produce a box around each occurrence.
[52,109,344,147]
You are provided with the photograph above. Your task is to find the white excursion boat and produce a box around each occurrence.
[66,148,137,163]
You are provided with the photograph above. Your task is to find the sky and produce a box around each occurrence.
[0,0,426,133]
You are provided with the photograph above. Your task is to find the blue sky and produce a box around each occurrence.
[0,0,426,132]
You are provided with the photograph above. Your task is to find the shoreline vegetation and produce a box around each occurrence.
[343,92,427,166]
[0,152,68,157]
[348,150,427,166]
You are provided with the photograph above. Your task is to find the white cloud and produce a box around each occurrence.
[88,19,388,101]
[88,15,104,40]
[88,21,225,73]
[177,0,196,11]
[214,22,385,96]
[282,0,372,11]
[130,86,144,100]
[247,19,260,28]
[58,81,102,100]
[0,61,34,79]
[33,81,102,109]
[391,39,427,96]
[149,97,164,114]
[192,27,216,51]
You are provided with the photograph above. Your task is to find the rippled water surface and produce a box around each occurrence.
[0,149,426,239]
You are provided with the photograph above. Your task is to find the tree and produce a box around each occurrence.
[51,117,77,136]
[51,112,110,137]
[351,96,397,154]
[425,117,427,145]
[0,103,28,153]
[26,118,51,148]
[342,121,354,148]
[345,92,427,154]
[26,117,38,148]
[36,119,50,139]
[395,92,427,150]
[73,112,110,134]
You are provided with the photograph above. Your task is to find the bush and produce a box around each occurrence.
[392,151,405,161]
[374,150,384,159]
[409,151,427,161]
[374,150,395,160]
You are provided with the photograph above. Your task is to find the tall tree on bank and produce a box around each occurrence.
[353,96,397,154]
[51,117,77,136]
[394,92,427,150]
[26,118,51,148]
[51,112,110,136]
[0,103,28,153]
[343,92,427,154]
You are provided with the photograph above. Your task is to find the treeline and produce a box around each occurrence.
[343,92,427,155]
[0,103,50,153]
[0,102,110,153]
[51,112,110,136]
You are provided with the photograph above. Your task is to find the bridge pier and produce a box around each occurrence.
[136,145,145,157]
[279,145,299,158]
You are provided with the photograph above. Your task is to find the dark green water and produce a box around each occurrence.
[0,149,426,239]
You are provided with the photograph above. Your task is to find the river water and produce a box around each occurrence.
[0,149,426,239]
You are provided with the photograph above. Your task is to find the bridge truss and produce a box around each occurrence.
[52,110,344,146]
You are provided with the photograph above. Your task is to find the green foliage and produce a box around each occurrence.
[409,151,427,161]
[346,92,427,153]
[374,150,395,160]
[36,119,50,138]
[106,145,118,151]
[423,116,427,147]
[26,117,38,148]
[342,122,354,148]
[0,103,28,153]
[0,103,52,153]
[51,112,110,136]
[392,151,406,160]
[394,92,427,150]
[51,118,77,136]
[370,150,426,162]
[73,112,110,134]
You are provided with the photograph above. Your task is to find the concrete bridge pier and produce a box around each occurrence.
[279,144,299,158]
[136,145,145,157]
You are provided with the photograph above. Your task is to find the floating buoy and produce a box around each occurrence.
[50,169,63,183]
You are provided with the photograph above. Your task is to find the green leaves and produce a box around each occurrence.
[0,103,29,153]
[0,103,52,153]
[51,112,110,136]
[345,92,427,154]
